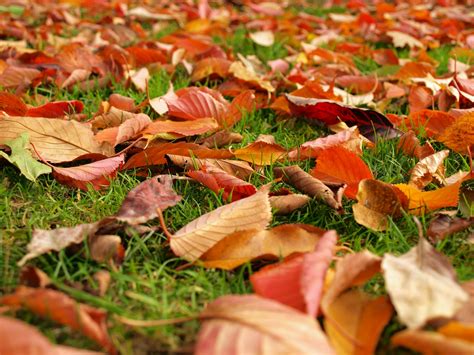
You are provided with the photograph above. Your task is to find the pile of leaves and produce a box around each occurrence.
[0,0,473,354]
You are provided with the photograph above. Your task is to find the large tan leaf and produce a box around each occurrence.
[0,287,115,353]
[324,290,393,355]
[200,224,326,270]
[0,116,105,163]
[170,187,271,262]
[0,316,101,355]
[381,238,469,329]
[196,295,334,355]
[275,165,343,210]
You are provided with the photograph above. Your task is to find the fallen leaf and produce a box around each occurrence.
[269,194,311,215]
[187,164,257,202]
[324,290,393,355]
[26,100,84,118]
[90,106,137,131]
[382,238,469,329]
[108,93,135,112]
[438,113,474,154]
[223,90,256,127]
[116,175,182,224]
[19,266,51,289]
[89,234,124,264]
[130,67,149,92]
[0,133,51,182]
[310,146,373,199]
[191,57,231,82]
[427,215,474,242]
[51,154,124,191]
[0,316,101,355]
[201,224,329,270]
[198,130,243,148]
[234,140,287,165]
[95,114,151,147]
[94,270,111,297]
[170,187,271,262]
[0,91,27,115]
[249,30,275,47]
[397,130,435,159]
[438,321,474,343]
[408,86,433,113]
[196,295,334,355]
[0,287,115,353]
[229,61,275,92]
[140,117,218,138]
[352,179,407,231]
[0,116,106,163]
[275,165,343,210]
[395,182,461,215]
[126,46,166,66]
[409,150,449,189]
[0,66,40,89]
[404,110,457,138]
[250,230,337,315]
[391,329,473,355]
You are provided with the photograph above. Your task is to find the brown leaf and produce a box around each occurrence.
[275,165,343,210]
[404,110,456,138]
[392,329,474,355]
[95,114,151,147]
[90,106,137,131]
[170,187,271,262]
[381,238,469,329]
[130,67,149,92]
[197,130,243,148]
[397,130,435,160]
[322,250,382,311]
[408,86,433,113]
[427,215,474,242]
[0,316,101,355]
[94,270,111,297]
[0,116,106,163]
[408,150,449,189]
[250,230,337,315]
[0,66,41,89]
[116,175,182,224]
[196,295,334,355]
[191,57,231,82]
[269,194,311,215]
[140,117,218,138]
[324,290,393,355]
[19,266,51,289]
[89,234,124,264]
[108,94,135,112]
[352,179,407,231]
[229,61,275,92]
[0,287,114,353]
[200,224,327,270]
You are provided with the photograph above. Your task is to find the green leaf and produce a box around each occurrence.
[0,133,52,182]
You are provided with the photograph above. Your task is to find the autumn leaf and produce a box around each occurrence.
[196,295,334,355]
[26,100,84,118]
[427,214,474,242]
[269,193,311,215]
[408,150,449,189]
[191,57,231,82]
[404,110,457,138]
[234,140,287,166]
[170,187,271,262]
[200,224,329,270]
[116,175,182,225]
[0,133,51,182]
[229,61,275,93]
[0,287,115,353]
[95,114,151,147]
[0,116,107,163]
[382,238,469,329]
[0,91,27,115]
[275,165,344,210]
[0,316,101,355]
[140,117,219,139]
[250,230,337,315]
[438,113,474,154]
[397,130,435,159]
[310,146,373,199]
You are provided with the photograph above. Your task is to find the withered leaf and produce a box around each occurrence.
[269,193,311,215]
[427,215,474,242]
[408,150,449,189]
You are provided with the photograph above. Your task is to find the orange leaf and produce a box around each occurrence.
[404,110,457,138]
[140,117,218,138]
[234,140,287,165]
[95,114,151,146]
[191,57,231,82]
[0,91,27,115]
[126,46,166,67]
[438,113,474,154]
[310,146,373,199]
[395,182,461,215]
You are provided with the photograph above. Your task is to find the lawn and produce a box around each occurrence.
[0,1,473,354]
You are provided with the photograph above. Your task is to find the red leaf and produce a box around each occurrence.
[187,164,257,201]
[403,109,457,138]
[310,146,373,199]
[26,100,84,118]
[251,230,337,317]
[0,91,27,116]
[52,154,124,191]
[125,46,166,67]
[140,117,218,137]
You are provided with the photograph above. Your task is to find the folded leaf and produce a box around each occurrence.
[95,114,151,147]
[269,193,311,215]
[408,150,449,189]
[234,140,287,166]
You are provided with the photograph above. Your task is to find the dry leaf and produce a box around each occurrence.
[234,140,287,165]
[404,110,457,138]
[170,187,271,262]
[95,114,151,147]
[310,146,373,199]
[275,165,343,210]
[140,117,219,138]
[89,234,124,264]
[397,130,435,159]
[19,266,51,289]
[427,215,474,242]
[229,61,275,92]
[438,113,474,154]
[130,67,149,92]
[0,316,101,355]
[409,150,449,189]
[249,30,275,47]
[382,238,469,329]
[391,329,474,355]
[250,230,337,315]
[324,290,393,355]
[200,224,328,270]
[353,179,406,231]
[116,175,182,224]
[0,116,106,163]
[269,194,311,215]
[198,130,243,148]
[387,31,423,49]
[196,295,334,355]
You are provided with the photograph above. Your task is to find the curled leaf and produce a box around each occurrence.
[409,150,449,189]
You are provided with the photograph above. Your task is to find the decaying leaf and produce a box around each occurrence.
[95,114,151,147]
[198,130,243,148]
[234,140,287,165]
[196,295,334,355]
[250,230,337,315]
[116,175,182,224]
[170,187,271,262]
[249,30,275,47]
[408,150,449,189]
[0,287,115,353]
[0,133,51,182]
[427,214,474,242]
[274,166,344,210]
[200,224,328,270]
[269,193,311,215]
[381,238,469,329]
[397,130,435,160]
